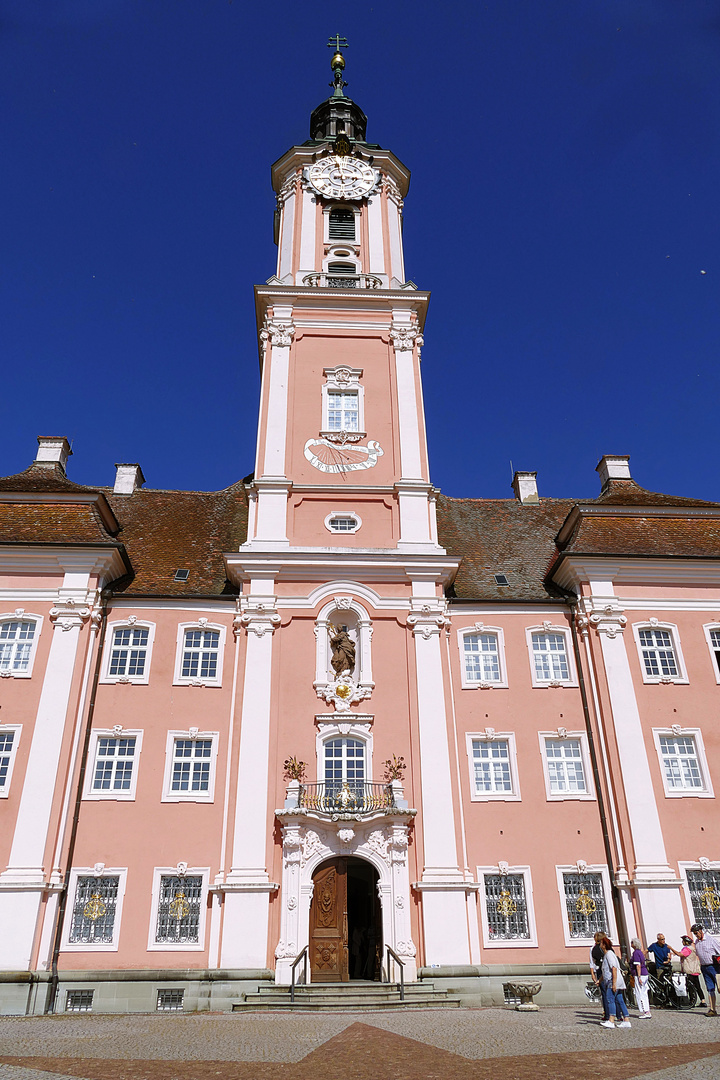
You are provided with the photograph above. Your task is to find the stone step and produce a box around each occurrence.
[232,980,462,1011]
[232,996,463,1012]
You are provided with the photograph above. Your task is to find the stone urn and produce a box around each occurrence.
[503,981,542,1011]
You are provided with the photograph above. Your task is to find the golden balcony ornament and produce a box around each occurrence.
[83,893,107,921]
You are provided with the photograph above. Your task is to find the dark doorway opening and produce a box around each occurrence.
[309,857,381,982]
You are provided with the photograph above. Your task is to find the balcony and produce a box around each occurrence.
[302,273,383,290]
[281,778,411,820]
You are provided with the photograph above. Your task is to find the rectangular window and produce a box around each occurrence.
[66,990,94,1013]
[464,633,501,684]
[0,619,36,674]
[686,869,720,935]
[68,876,120,945]
[181,629,220,681]
[562,873,607,939]
[545,738,587,793]
[327,391,359,432]
[109,626,149,677]
[92,737,136,793]
[0,729,19,795]
[154,875,203,944]
[157,989,185,1011]
[483,874,531,941]
[638,628,679,679]
[171,738,213,793]
[532,632,570,683]
[708,628,720,678]
[659,735,703,791]
[471,739,512,795]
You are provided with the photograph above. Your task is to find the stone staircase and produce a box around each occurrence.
[232,979,462,1012]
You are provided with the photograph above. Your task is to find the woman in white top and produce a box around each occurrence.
[599,936,631,1028]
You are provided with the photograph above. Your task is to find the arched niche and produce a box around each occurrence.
[314,597,373,704]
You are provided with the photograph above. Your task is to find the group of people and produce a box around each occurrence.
[589,924,720,1028]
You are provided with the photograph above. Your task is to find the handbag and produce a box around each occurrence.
[712,955,720,973]
[672,974,688,996]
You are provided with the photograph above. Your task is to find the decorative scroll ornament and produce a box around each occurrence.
[699,857,712,872]
[83,893,107,921]
[276,172,297,210]
[49,596,91,632]
[260,317,295,349]
[389,325,423,352]
[588,604,627,639]
[576,859,588,875]
[317,673,372,712]
[304,438,384,473]
[383,174,404,210]
[575,888,597,916]
[92,863,105,877]
[497,861,510,876]
[239,599,281,637]
[407,602,451,640]
[497,890,517,918]
[168,892,190,919]
[701,886,720,913]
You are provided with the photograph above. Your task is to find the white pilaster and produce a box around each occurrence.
[259,310,294,479]
[391,317,424,482]
[298,187,316,276]
[0,594,90,970]
[367,193,386,279]
[276,176,297,282]
[589,601,686,943]
[219,594,280,968]
[384,179,405,285]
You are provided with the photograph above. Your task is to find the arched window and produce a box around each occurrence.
[329,207,356,240]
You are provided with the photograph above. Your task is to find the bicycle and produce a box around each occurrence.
[647,968,698,1010]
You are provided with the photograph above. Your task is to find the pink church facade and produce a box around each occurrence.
[1,50,720,1014]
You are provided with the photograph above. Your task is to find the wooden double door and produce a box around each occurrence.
[309,857,381,982]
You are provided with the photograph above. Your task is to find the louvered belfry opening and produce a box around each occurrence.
[329,208,356,240]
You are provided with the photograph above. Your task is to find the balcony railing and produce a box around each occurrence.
[299,781,394,814]
[302,273,383,290]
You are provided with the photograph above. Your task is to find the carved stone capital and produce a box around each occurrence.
[50,597,91,632]
[407,601,450,640]
[588,603,627,639]
[239,599,281,637]
[383,175,404,210]
[275,172,297,210]
[260,317,295,349]
[390,324,423,352]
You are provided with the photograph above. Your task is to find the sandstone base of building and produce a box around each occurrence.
[1,964,593,1014]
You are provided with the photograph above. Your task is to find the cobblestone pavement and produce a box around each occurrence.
[0,1008,719,1080]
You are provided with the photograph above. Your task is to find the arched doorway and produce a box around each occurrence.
[309,857,381,982]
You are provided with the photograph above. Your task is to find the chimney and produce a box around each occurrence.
[596,455,631,489]
[113,463,146,495]
[512,470,539,505]
[35,436,72,474]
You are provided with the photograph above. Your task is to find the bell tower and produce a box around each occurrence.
[245,40,443,556]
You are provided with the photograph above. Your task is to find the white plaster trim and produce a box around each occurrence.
[631,620,689,685]
[0,725,22,797]
[172,621,226,687]
[477,865,538,948]
[651,727,714,799]
[538,731,596,802]
[147,867,210,952]
[82,729,144,801]
[99,620,155,685]
[553,556,720,593]
[456,625,508,690]
[555,864,617,948]
[525,624,578,688]
[679,860,720,929]
[0,612,43,679]
[315,722,373,784]
[466,732,521,802]
[100,600,235,614]
[307,581,383,611]
[161,730,219,803]
[324,511,362,535]
[61,868,128,952]
[702,624,720,685]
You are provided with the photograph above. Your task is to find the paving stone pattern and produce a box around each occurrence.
[0,1009,719,1080]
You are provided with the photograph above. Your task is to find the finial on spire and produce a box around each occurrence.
[327,34,349,97]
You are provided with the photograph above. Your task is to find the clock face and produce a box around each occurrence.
[304,155,379,201]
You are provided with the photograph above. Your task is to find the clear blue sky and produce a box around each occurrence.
[1,0,719,501]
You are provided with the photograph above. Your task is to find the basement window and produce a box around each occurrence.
[157,988,184,1011]
[174,569,190,583]
[66,989,94,1012]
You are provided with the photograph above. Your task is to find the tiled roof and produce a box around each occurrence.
[106,484,248,596]
[0,502,113,545]
[0,465,101,494]
[436,495,577,602]
[594,479,720,508]
[559,514,720,558]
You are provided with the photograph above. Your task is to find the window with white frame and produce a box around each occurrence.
[326,391,359,432]
[703,625,720,682]
[467,735,520,800]
[461,630,505,687]
[482,873,532,942]
[102,622,154,683]
[0,617,40,677]
[323,736,366,798]
[528,628,574,686]
[162,732,218,802]
[153,874,204,945]
[174,623,225,686]
[561,872,608,940]
[325,512,361,534]
[653,730,712,797]
[540,733,594,800]
[68,875,121,947]
[685,868,720,934]
[84,731,142,800]
[0,726,21,796]
[634,623,686,683]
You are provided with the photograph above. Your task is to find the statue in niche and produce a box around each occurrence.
[329,624,356,676]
